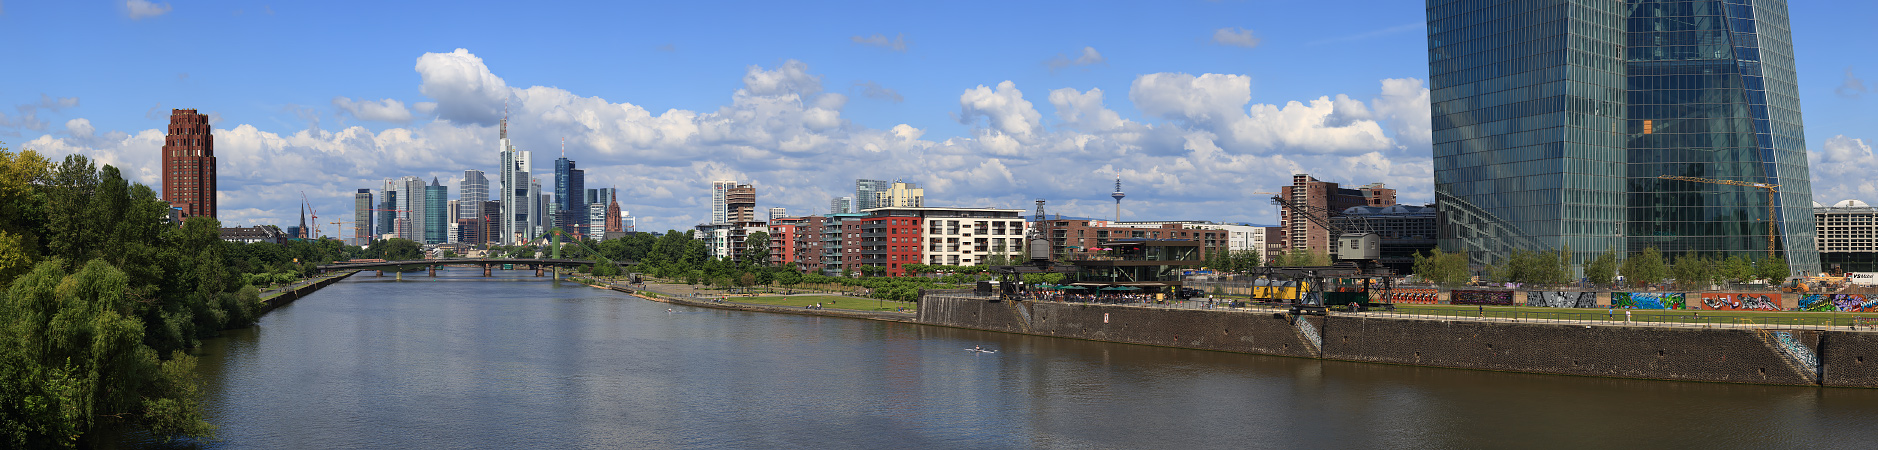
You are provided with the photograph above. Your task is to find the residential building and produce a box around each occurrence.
[768,207,787,222]
[498,114,537,245]
[727,184,756,222]
[694,222,767,261]
[352,189,373,246]
[425,178,448,244]
[1280,174,1393,256]
[855,207,1027,276]
[873,181,923,209]
[1038,218,1228,263]
[1429,0,1816,273]
[768,217,809,267]
[161,109,216,218]
[710,180,737,224]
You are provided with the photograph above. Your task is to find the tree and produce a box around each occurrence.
[1585,247,1618,286]
[1757,255,1790,283]
[775,270,802,288]
[1620,247,1667,288]
[741,231,770,267]
[1669,250,1714,290]
[1412,248,1470,286]
[1720,254,1755,284]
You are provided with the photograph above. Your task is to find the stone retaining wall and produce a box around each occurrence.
[919,294,1876,387]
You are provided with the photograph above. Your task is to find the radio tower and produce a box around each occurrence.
[1110,175,1125,222]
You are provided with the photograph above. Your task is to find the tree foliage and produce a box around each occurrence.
[1411,248,1470,286]
[1585,247,1618,286]
[1620,246,1667,288]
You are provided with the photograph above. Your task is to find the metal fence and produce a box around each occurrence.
[1001,295,1878,331]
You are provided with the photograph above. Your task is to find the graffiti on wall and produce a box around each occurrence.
[1525,291,1596,308]
[1613,292,1687,310]
[1451,290,1513,305]
[1798,294,1878,312]
[1385,288,1439,304]
[1700,293,1782,311]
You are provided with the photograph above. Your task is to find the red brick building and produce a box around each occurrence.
[1038,219,1228,261]
[162,109,216,218]
[1280,173,1394,255]
[767,217,807,267]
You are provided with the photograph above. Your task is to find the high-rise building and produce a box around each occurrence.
[395,176,425,242]
[711,180,737,224]
[499,114,537,245]
[353,189,373,246]
[830,196,853,215]
[379,179,398,240]
[727,184,756,222]
[161,109,216,218]
[460,169,488,220]
[1280,174,1394,255]
[768,207,787,222]
[874,181,923,209]
[589,188,616,236]
[554,156,585,236]
[425,178,448,244]
[854,179,891,212]
[1429,0,1815,273]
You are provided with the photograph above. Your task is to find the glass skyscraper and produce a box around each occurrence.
[1428,0,1815,274]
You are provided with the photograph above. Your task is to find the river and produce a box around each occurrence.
[125,266,1878,448]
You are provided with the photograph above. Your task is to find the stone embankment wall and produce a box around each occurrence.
[259,270,358,314]
[919,294,1878,387]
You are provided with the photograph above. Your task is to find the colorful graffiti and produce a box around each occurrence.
[1612,292,1687,310]
[1451,290,1513,305]
[1526,291,1596,308]
[1700,293,1782,311]
[1798,294,1878,312]
[1385,288,1439,304]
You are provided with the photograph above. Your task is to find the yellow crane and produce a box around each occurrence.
[1655,175,1779,259]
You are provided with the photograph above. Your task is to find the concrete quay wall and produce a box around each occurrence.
[920,295,1878,387]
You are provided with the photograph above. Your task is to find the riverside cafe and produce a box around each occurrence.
[1053,238,1204,301]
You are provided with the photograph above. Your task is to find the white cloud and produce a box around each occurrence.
[65,118,94,136]
[855,81,904,103]
[850,33,908,52]
[415,48,511,125]
[9,49,1437,231]
[1046,47,1106,71]
[332,97,415,123]
[1212,27,1260,48]
[126,0,171,20]
[1372,78,1432,150]
[958,81,1042,140]
[1810,135,1878,203]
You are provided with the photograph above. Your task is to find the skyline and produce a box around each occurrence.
[3,1,1875,235]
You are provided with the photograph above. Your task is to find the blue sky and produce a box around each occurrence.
[2,0,1874,235]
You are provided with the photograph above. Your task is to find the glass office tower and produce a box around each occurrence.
[1428,0,1815,274]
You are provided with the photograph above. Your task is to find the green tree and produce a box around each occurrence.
[1620,247,1667,288]
[1412,248,1470,286]
[742,231,770,266]
[1719,254,1755,284]
[1756,255,1790,282]
[1669,250,1714,290]
[1585,247,1618,286]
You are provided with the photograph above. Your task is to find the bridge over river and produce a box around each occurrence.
[317,258,636,277]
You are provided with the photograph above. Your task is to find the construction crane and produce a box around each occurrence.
[301,192,320,239]
[1656,175,1781,259]
[368,208,414,241]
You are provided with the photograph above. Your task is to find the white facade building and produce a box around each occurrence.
[498,116,536,245]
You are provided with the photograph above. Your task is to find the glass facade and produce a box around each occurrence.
[1429,0,1816,274]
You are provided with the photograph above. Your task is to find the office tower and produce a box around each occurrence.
[855,179,890,212]
[499,113,536,245]
[446,200,460,244]
[397,176,425,242]
[161,109,216,218]
[379,179,398,240]
[354,189,373,245]
[830,196,853,215]
[1427,0,1815,273]
[461,169,488,220]
[711,180,737,224]
[424,178,448,244]
[589,188,615,235]
[554,156,585,235]
[481,200,502,245]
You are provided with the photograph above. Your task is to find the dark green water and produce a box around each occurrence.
[131,267,1878,448]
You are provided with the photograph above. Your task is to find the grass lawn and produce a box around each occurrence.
[1386,303,1878,327]
[733,295,917,313]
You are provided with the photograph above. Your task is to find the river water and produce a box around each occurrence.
[133,267,1878,448]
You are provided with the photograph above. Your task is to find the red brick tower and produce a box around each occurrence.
[162,109,216,219]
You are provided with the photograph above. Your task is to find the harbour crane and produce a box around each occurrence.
[1655,175,1780,259]
[301,192,320,239]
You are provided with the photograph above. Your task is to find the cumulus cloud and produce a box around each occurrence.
[1213,27,1260,48]
[854,81,904,103]
[850,33,908,51]
[126,0,171,20]
[1810,135,1878,202]
[332,97,415,123]
[1,95,81,131]
[1836,67,1868,99]
[10,49,1434,231]
[415,48,511,125]
[1046,47,1106,71]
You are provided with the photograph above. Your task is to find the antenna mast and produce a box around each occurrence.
[500,99,509,140]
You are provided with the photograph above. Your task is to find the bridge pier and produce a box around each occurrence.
[484,264,492,277]
[396,271,402,281]
[376,270,383,277]
[428,265,437,277]
[535,267,544,277]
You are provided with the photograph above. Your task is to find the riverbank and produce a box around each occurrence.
[574,276,919,322]
[258,270,358,314]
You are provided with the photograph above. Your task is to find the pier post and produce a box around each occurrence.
[396,271,402,281]
[429,265,437,277]
[536,267,544,277]
[484,264,492,277]
[376,270,383,277]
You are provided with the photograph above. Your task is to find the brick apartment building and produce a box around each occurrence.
[1280,173,1395,255]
